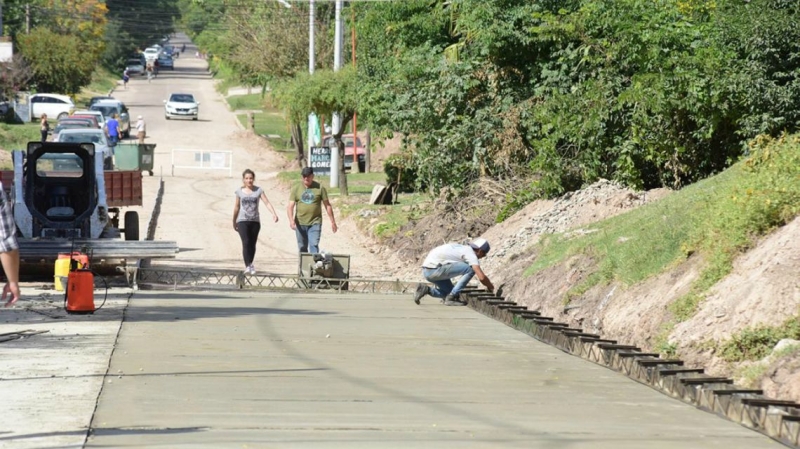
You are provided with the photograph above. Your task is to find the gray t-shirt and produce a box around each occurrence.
[235,187,263,222]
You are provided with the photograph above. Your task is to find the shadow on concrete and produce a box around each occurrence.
[3,367,327,383]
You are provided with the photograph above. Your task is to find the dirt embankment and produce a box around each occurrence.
[346,177,800,402]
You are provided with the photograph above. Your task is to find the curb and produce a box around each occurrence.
[460,287,800,448]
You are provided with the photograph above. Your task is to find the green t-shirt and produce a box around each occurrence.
[290,181,328,226]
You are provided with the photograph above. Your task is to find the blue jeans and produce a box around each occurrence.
[421,262,475,298]
[295,223,322,253]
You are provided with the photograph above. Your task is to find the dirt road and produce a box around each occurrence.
[115,36,392,279]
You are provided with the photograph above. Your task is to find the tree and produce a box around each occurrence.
[18,28,93,94]
[272,67,361,196]
[0,55,34,97]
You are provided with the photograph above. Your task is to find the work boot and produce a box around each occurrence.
[443,293,466,306]
[413,283,429,305]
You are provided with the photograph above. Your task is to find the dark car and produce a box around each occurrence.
[87,96,114,108]
[157,55,174,70]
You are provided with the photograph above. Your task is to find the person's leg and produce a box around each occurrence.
[307,223,322,254]
[41,131,47,142]
[425,262,474,297]
[237,222,253,267]
[295,225,309,253]
[247,222,261,268]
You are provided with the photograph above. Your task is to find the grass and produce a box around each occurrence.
[277,171,388,196]
[75,67,118,107]
[527,133,800,325]
[720,315,800,362]
[0,123,42,164]
[228,93,268,111]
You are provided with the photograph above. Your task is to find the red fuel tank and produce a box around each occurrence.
[65,270,95,314]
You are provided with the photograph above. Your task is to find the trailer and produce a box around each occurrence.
[1,142,178,263]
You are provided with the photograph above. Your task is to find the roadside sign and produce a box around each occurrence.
[309,146,331,176]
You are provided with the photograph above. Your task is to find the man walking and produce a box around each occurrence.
[287,167,337,254]
[0,182,20,307]
[104,114,121,170]
[414,238,494,306]
[135,115,146,144]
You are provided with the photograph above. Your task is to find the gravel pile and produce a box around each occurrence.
[483,179,651,270]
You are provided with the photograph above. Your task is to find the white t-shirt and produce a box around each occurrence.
[136,119,146,133]
[421,243,479,269]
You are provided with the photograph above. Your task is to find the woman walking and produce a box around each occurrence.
[233,169,279,275]
[40,114,49,142]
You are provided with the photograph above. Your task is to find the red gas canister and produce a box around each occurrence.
[65,269,95,314]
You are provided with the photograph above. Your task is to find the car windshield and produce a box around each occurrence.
[55,123,90,133]
[126,60,142,66]
[170,94,194,103]
[60,133,106,145]
[90,105,119,117]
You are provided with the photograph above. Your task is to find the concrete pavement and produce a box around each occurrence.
[82,289,778,448]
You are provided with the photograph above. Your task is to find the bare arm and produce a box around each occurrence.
[1,249,20,307]
[472,264,494,292]
[323,199,337,233]
[232,197,240,231]
[286,200,297,230]
[260,192,279,222]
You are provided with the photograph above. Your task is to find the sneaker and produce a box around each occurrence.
[249,265,256,275]
[413,283,429,305]
[443,293,465,306]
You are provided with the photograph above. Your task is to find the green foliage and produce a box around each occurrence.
[18,28,94,94]
[0,124,42,162]
[383,154,419,193]
[720,316,800,362]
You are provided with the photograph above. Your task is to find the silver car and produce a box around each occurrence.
[164,93,199,120]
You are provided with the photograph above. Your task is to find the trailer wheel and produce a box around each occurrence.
[124,211,140,241]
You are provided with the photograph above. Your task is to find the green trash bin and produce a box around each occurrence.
[113,143,140,171]
[140,143,156,176]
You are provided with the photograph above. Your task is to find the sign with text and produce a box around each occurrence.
[309,146,332,176]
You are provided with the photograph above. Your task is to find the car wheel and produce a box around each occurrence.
[192,117,198,121]
[57,112,68,120]
[165,115,170,120]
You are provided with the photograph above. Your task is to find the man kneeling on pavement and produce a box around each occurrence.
[414,238,494,306]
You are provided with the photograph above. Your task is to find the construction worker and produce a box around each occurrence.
[413,238,494,306]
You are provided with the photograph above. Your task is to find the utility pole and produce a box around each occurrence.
[330,0,343,188]
[26,4,30,34]
[0,1,4,37]
[307,0,316,168]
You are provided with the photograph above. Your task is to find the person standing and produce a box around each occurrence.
[122,69,130,89]
[233,169,279,275]
[0,182,20,307]
[40,114,49,142]
[286,167,337,254]
[104,114,121,170]
[135,115,146,144]
[413,238,494,306]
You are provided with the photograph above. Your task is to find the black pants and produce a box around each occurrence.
[41,130,48,142]
[237,221,261,266]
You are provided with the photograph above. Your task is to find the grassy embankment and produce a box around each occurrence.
[225,92,428,239]
[527,134,800,358]
[0,68,120,168]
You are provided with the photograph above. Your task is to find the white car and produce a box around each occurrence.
[164,93,199,120]
[30,93,75,120]
[56,129,111,161]
[144,47,160,62]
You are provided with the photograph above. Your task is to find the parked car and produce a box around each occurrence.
[125,58,145,76]
[164,93,199,120]
[89,99,131,137]
[144,46,160,62]
[157,55,174,70]
[87,96,114,107]
[52,119,94,142]
[56,128,110,161]
[323,133,366,172]
[72,110,104,129]
[30,93,75,120]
